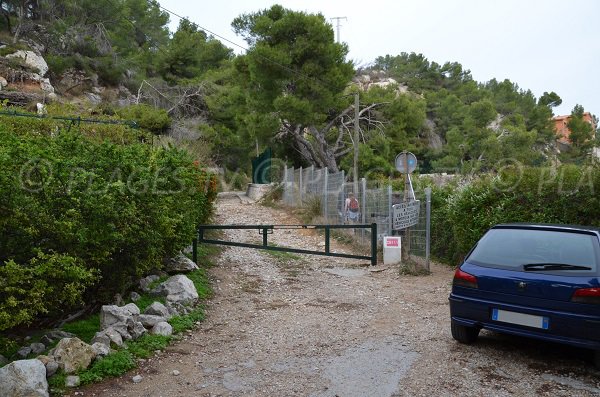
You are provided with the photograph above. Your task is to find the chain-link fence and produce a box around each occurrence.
[282,165,430,264]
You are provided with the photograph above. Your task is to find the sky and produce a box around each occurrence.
[158,0,599,117]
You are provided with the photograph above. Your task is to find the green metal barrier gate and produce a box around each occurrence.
[193,223,378,266]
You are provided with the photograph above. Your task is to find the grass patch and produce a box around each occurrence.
[133,294,166,312]
[48,371,67,396]
[78,350,136,385]
[60,313,100,344]
[186,268,212,299]
[399,259,431,276]
[126,334,171,358]
[264,248,302,261]
[259,184,283,208]
[169,307,206,334]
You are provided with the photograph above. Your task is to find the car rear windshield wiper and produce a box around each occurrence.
[523,263,592,271]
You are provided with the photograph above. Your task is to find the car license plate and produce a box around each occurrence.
[492,309,549,329]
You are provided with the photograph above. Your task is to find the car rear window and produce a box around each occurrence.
[467,228,600,275]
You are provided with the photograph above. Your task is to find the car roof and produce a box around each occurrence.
[492,223,600,235]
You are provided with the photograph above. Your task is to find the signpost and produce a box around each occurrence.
[393,151,418,261]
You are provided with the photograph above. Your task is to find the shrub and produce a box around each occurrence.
[431,165,600,264]
[0,128,217,330]
[117,104,171,134]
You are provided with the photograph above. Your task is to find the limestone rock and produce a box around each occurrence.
[164,253,199,274]
[0,359,49,397]
[123,303,140,316]
[130,291,141,302]
[144,301,171,318]
[17,346,31,359]
[91,342,110,358]
[45,361,59,378]
[132,374,143,383]
[151,322,173,336]
[100,305,132,329]
[0,76,7,87]
[139,275,160,292]
[93,327,123,348]
[65,375,80,388]
[137,314,167,328]
[30,343,45,355]
[130,321,147,340]
[52,338,96,374]
[6,50,49,76]
[155,275,198,305]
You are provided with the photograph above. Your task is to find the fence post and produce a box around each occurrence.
[283,166,288,205]
[299,166,303,204]
[323,168,328,219]
[371,223,378,266]
[361,178,367,242]
[192,231,198,264]
[425,187,432,272]
[388,184,393,236]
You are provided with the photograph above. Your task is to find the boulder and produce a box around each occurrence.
[144,301,171,318]
[17,346,31,359]
[92,327,123,348]
[151,322,173,336]
[91,342,110,358]
[137,314,167,328]
[65,375,80,388]
[30,343,46,355]
[45,361,59,378]
[130,321,147,340]
[130,291,141,302]
[155,275,198,305]
[36,355,52,366]
[139,275,160,292]
[123,303,140,316]
[39,78,54,94]
[164,253,199,274]
[52,338,96,374]
[6,50,49,76]
[100,305,133,329]
[45,330,74,341]
[111,322,133,341]
[0,76,7,87]
[0,359,49,397]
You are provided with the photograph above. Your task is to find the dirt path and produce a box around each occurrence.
[80,195,600,397]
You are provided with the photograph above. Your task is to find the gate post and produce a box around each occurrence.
[299,166,303,204]
[323,168,329,219]
[425,187,431,271]
[387,184,393,236]
[371,223,378,266]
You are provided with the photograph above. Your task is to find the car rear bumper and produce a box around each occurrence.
[449,292,600,351]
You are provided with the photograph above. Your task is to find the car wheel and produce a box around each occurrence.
[451,320,480,344]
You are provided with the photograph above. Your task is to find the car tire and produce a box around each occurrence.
[451,320,480,344]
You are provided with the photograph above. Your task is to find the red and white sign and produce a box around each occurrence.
[386,238,399,247]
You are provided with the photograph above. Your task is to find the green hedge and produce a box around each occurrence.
[431,165,600,265]
[0,130,216,331]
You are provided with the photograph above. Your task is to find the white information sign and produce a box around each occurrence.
[393,200,420,230]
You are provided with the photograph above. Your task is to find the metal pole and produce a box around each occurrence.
[325,226,330,254]
[371,223,378,266]
[425,187,432,272]
[283,165,288,205]
[323,168,329,220]
[299,166,303,204]
[263,228,268,247]
[353,93,359,195]
[388,184,393,236]
[361,177,367,242]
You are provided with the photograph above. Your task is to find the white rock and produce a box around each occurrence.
[139,275,160,292]
[172,369,180,376]
[39,78,54,93]
[137,314,167,328]
[156,275,198,305]
[164,253,199,274]
[91,342,110,358]
[0,76,7,87]
[93,327,123,347]
[122,303,140,316]
[0,359,49,397]
[52,338,96,374]
[132,374,143,383]
[65,375,80,388]
[30,343,46,355]
[6,50,48,76]
[130,291,141,302]
[144,301,171,318]
[100,305,133,329]
[151,322,173,336]
[130,321,147,339]
[45,361,59,378]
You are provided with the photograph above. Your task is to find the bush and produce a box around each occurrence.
[431,165,600,264]
[0,129,217,330]
[117,104,171,134]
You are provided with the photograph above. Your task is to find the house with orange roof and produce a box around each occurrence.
[553,112,596,145]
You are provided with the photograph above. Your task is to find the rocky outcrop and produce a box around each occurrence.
[52,338,96,374]
[6,50,48,76]
[164,253,199,274]
[0,359,49,397]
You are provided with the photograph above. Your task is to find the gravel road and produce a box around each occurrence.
[80,194,600,397]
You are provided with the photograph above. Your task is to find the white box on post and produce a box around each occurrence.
[383,236,402,265]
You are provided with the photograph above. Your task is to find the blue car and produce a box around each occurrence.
[449,224,600,368]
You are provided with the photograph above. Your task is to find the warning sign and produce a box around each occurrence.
[386,238,399,247]
[393,200,420,230]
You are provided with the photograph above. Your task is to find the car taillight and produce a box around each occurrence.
[453,268,478,289]
[571,288,600,304]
